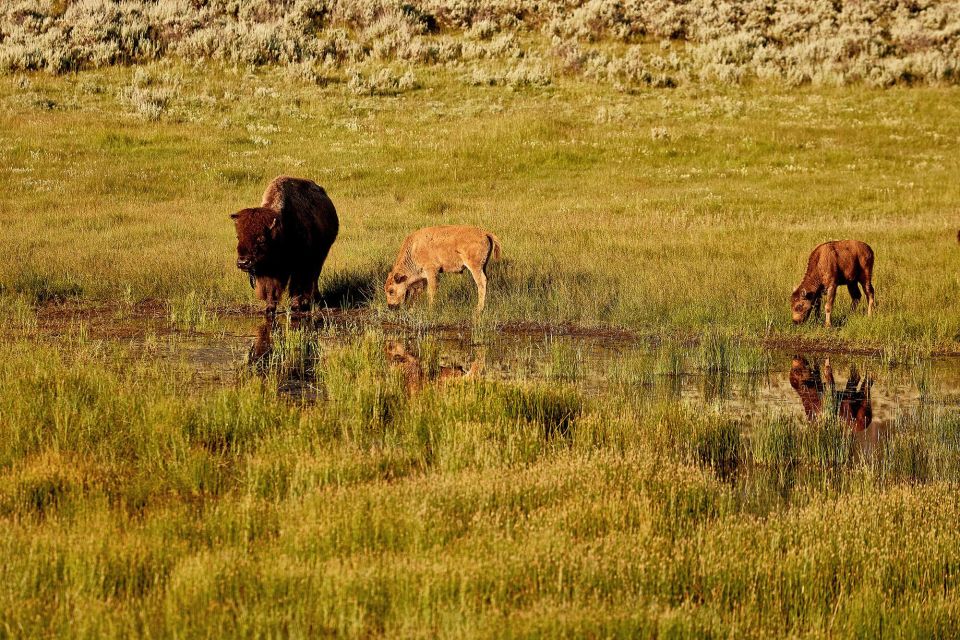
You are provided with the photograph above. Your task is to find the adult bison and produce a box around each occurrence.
[231,176,339,317]
[791,240,875,327]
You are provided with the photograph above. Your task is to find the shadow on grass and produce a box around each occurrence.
[319,265,386,309]
[502,384,582,439]
[1,270,84,305]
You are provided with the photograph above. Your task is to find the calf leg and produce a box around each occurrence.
[847,282,862,313]
[863,274,875,317]
[466,263,488,313]
[824,285,838,328]
[425,271,439,306]
[811,295,823,320]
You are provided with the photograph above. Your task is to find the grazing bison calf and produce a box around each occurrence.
[384,225,501,313]
[231,176,339,317]
[791,240,875,327]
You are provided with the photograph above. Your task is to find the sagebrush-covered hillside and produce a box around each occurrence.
[2,0,959,87]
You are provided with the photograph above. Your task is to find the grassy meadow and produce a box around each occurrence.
[2,65,960,350]
[2,1,960,636]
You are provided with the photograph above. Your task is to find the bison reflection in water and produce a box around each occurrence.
[789,356,873,431]
[246,317,322,372]
[385,340,484,394]
[249,321,274,367]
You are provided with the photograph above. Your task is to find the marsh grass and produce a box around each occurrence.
[0,330,959,636]
[169,291,218,331]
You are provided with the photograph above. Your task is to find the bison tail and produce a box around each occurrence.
[487,233,503,261]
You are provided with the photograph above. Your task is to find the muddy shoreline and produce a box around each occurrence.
[17,300,960,358]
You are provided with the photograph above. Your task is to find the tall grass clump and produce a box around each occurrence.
[169,291,217,331]
[0,330,959,635]
[321,332,408,441]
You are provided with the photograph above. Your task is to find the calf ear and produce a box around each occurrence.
[394,273,407,284]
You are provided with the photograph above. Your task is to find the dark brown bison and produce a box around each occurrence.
[791,240,875,327]
[789,356,872,432]
[231,176,339,316]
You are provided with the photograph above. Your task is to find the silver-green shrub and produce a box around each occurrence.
[1,0,958,87]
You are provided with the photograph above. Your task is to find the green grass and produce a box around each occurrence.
[2,61,960,637]
[1,65,959,351]
[1,331,959,637]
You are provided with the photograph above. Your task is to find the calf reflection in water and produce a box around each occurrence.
[789,356,873,431]
[385,340,484,394]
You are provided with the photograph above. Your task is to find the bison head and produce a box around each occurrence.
[384,272,410,310]
[790,287,817,324]
[384,273,426,309]
[230,207,283,275]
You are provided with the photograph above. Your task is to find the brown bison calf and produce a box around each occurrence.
[231,176,339,317]
[791,240,875,327]
[789,356,873,432]
[384,225,502,313]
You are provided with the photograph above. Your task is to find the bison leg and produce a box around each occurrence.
[466,263,487,313]
[847,282,862,313]
[289,272,319,314]
[425,271,439,306]
[310,275,322,308]
[823,285,837,328]
[863,275,875,317]
[255,276,284,318]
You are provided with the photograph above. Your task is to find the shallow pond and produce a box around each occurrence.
[30,304,960,438]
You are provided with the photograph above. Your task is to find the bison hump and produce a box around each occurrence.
[261,176,328,212]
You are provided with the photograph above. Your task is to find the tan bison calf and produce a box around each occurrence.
[791,240,875,327]
[231,176,339,317]
[384,225,502,313]
[385,340,484,394]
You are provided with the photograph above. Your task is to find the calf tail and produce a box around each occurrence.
[487,233,503,261]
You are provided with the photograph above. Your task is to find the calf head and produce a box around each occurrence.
[384,272,416,309]
[790,287,817,324]
[230,207,283,275]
